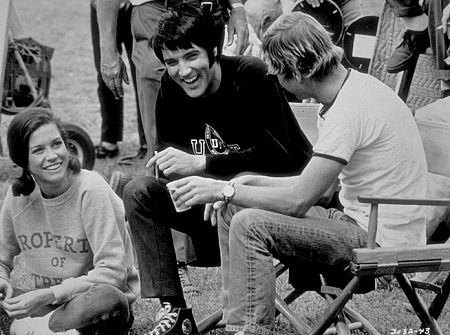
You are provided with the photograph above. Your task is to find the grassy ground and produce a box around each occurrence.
[1,0,449,334]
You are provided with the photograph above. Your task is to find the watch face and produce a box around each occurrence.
[223,184,234,197]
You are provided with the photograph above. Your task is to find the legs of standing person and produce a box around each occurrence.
[121,5,148,159]
[338,0,362,28]
[218,206,367,335]
[130,2,166,156]
[386,0,430,73]
[91,4,123,158]
[424,0,450,97]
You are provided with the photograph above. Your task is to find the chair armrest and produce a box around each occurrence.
[358,196,450,207]
[357,196,450,249]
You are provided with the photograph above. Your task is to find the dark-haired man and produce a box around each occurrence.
[122,2,312,334]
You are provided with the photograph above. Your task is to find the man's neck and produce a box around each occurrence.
[312,64,349,106]
[204,62,222,97]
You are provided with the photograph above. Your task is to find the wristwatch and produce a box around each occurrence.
[221,181,235,204]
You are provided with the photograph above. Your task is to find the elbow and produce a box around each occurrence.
[283,191,311,218]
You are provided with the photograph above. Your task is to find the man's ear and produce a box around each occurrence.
[294,72,302,82]
[213,47,218,58]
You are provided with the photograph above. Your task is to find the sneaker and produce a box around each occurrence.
[387,28,430,73]
[178,266,199,294]
[109,171,133,200]
[147,303,198,335]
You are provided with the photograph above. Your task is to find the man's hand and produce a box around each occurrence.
[146,147,206,178]
[167,176,226,208]
[204,201,226,226]
[2,289,55,319]
[227,5,249,55]
[101,51,130,99]
[442,4,450,38]
[305,0,323,8]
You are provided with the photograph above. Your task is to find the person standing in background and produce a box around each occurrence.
[90,0,147,162]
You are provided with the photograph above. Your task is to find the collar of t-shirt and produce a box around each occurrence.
[319,68,352,118]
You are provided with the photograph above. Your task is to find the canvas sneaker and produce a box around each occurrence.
[178,266,199,294]
[147,303,198,335]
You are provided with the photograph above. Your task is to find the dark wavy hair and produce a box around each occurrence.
[152,0,224,67]
[7,107,81,197]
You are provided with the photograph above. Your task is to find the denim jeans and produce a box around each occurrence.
[123,176,220,298]
[218,205,368,335]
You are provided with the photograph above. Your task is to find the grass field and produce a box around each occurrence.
[1,0,450,334]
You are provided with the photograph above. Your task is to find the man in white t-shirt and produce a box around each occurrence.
[165,11,428,335]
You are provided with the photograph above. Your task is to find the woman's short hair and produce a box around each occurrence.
[7,107,81,196]
[261,11,343,81]
[152,0,225,66]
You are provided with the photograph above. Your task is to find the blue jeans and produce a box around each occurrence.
[218,205,368,335]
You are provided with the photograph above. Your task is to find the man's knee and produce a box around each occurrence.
[123,175,163,206]
[229,208,263,239]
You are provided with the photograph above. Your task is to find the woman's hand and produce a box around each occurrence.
[2,288,55,319]
[0,278,13,301]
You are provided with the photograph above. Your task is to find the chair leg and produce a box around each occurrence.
[310,276,361,335]
[395,273,443,335]
[428,272,450,320]
[275,289,305,318]
[275,292,312,335]
[343,306,382,335]
[197,309,224,334]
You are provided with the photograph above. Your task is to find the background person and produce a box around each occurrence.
[122,2,312,334]
[90,0,147,161]
[167,11,429,335]
[386,0,450,96]
[0,108,139,335]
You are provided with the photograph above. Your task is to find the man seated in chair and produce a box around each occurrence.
[122,2,313,334]
[167,11,429,335]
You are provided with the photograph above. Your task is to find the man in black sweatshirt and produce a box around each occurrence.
[122,2,312,334]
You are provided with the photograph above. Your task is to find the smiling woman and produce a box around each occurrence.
[0,108,139,335]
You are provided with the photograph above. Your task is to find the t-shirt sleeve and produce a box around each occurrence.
[313,105,362,164]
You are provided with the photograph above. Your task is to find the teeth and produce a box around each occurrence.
[183,75,198,84]
[45,163,61,170]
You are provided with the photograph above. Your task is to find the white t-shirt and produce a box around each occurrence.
[313,70,428,247]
